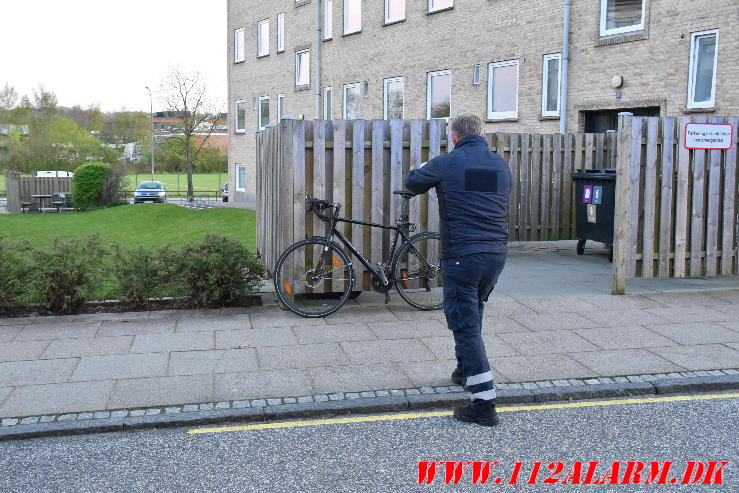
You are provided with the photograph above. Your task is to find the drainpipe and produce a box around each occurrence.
[560,0,571,134]
[315,0,322,119]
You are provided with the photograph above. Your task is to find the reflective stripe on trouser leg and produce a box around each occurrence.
[466,371,493,387]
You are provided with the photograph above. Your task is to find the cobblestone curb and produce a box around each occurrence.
[1,369,737,441]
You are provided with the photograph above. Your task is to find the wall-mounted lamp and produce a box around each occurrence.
[473,64,481,85]
[611,75,624,89]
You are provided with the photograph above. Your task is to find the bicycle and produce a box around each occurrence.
[274,191,443,318]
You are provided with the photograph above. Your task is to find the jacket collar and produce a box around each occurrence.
[453,134,487,149]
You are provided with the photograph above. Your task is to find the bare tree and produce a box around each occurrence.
[159,68,220,200]
[0,83,18,111]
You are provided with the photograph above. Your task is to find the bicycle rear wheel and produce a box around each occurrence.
[274,238,355,318]
[391,232,443,310]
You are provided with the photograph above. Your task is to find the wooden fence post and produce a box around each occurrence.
[612,115,633,294]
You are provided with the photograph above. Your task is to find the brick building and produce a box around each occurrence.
[227,0,738,204]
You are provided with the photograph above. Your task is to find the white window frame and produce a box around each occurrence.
[541,53,562,117]
[343,82,361,120]
[277,13,285,53]
[295,49,310,87]
[233,27,245,63]
[324,0,333,39]
[343,0,361,35]
[324,87,333,119]
[426,69,452,120]
[236,164,247,192]
[258,96,269,130]
[234,99,246,133]
[385,0,405,24]
[687,29,719,109]
[599,0,646,37]
[487,59,519,120]
[383,77,404,120]
[257,18,269,57]
[428,0,453,13]
[277,94,285,121]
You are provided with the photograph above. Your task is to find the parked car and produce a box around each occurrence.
[222,183,229,202]
[134,181,167,204]
[35,170,74,178]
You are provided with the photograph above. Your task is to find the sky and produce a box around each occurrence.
[0,0,227,113]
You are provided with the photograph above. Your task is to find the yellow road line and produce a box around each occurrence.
[187,392,739,436]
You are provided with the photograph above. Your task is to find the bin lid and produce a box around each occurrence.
[572,168,616,180]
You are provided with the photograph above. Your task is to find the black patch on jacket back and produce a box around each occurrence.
[465,168,499,193]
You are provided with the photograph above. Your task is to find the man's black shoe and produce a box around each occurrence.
[451,368,464,386]
[453,404,499,427]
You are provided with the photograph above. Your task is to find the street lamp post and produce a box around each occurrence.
[145,86,155,181]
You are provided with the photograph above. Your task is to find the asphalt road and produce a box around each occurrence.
[1,393,737,492]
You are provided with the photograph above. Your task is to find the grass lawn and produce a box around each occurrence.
[127,173,228,197]
[0,204,256,251]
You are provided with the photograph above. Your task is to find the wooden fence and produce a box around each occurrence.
[4,172,73,213]
[256,119,616,285]
[613,115,739,293]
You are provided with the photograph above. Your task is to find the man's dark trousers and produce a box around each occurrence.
[442,252,506,410]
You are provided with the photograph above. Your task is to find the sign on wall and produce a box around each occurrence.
[684,123,734,150]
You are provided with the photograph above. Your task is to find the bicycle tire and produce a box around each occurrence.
[274,238,355,318]
[391,232,443,311]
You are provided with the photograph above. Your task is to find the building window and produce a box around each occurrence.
[277,13,285,53]
[258,96,269,130]
[344,0,361,35]
[687,29,719,109]
[428,0,453,13]
[324,87,333,119]
[235,100,246,133]
[296,50,310,87]
[385,0,405,23]
[343,83,361,120]
[541,53,561,117]
[277,94,285,121]
[234,27,245,63]
[600,0,645,37]
[487,60,519,120]
[324,0,333,39]
[427,70,452,119]
[236,164,246,192]
[257,19,269,57]
[384,77,404,120]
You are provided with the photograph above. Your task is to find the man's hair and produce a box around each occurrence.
[450,113,483,139]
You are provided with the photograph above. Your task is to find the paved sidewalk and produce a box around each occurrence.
[1,249,739,420]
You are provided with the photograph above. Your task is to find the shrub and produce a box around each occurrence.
[110,244,175,310]
[0,235,33,314]
[72,162,111,209]
[31,235,107,315]
[173,235,265,308]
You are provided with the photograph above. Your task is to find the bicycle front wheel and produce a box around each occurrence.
[391,232,443,310]
[274,238,355,318]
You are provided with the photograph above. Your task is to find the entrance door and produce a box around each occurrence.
[582,107,661,133]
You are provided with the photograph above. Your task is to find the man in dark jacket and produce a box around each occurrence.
[405,113,511,426]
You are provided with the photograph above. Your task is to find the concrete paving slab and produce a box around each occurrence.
[0,381,114,418]
[249,310,327,328]
[340,339,437,364]
[97,319,176,337]
[482,317,532,334]
[0,359,79,387]
[704,289,739,303]
[421,334,518,360]
[309,364,412,394]
[214,370,314,401]
[0,341,50,362]
[130,332,213,353]
[400,360,508,386]
[498,330,598,355]
[518,297,601,315]
[15,322,101,341]
[386,306,446,322]
[257,343,349,370]
[512,312,598,331]
[646,322,739,345]
[292,324,377,344]
[167,349,259,376]
[574,326,677,350]
[41,337,133,359]
[107,375,213,409]
[0,388,11,406]
[70,353,168,382]
[576,295,666,310]
[0,325,23,343]
[482,300,537,317]
[726,342,739,351]
[648,344,739,370]
[324,307,400,325]
[367,320,449,339]
[642,291,732,307]
[175,315,252,333]
[709,304,739,318]
[492,354,594,382]
[577,308,670,328]
[215,327,296,349]
[569,349,683,376]
[644,306,736,323]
